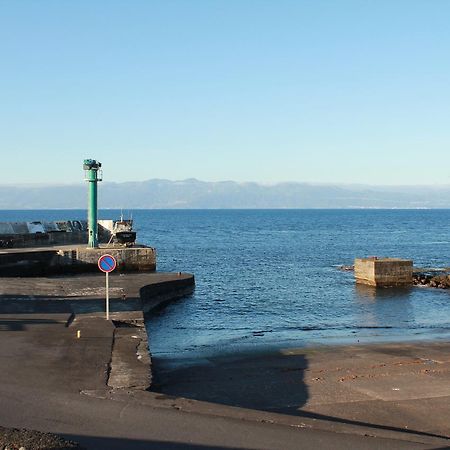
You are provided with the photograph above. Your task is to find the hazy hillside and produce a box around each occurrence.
[0,179,450,209]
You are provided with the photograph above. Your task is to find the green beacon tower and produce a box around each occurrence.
[83,159,102,248]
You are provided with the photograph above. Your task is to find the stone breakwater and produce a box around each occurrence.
[413,273,450,289]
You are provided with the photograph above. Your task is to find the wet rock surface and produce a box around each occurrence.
[413,273,450,289]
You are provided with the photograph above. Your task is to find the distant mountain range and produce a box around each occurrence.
[1,178,450,209]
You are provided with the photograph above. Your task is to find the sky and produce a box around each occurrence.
[1,0,449,185]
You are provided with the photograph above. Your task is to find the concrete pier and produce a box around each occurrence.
[0,272,194,316]
[0,272,195,392]
[354,257,413,287]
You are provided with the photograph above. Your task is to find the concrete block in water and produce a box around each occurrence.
[354,257,413,287]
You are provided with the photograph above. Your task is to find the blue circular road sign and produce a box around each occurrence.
[98,254,117,273]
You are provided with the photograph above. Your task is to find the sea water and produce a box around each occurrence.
[139,209,450,359]
[2,209,450,359]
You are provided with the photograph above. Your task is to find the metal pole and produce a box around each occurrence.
[84,159,101,248]
[106,271,109,320]
[88,174,98,248]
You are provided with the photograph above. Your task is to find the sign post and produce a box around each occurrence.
[98,254,117,320]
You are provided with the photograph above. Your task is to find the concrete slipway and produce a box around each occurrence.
[0,273,449,449]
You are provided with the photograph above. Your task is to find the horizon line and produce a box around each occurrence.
[1,178,450,188]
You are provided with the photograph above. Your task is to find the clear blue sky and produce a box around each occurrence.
[1,0,449,185]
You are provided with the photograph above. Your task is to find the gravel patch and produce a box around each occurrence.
[0,426,83,450]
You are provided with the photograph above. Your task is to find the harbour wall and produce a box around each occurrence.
[139,275,196,313]
[0,230,88,248]
[0,220,115,249]
[0,245,156,276]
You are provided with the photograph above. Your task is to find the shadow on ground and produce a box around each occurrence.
[152,352,450,442]
[152,353,309,412]
[0,318,62,331]
[64,434,244,450]
[0,294,140,315]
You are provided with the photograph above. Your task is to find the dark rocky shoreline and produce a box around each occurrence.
[413,273,450,289]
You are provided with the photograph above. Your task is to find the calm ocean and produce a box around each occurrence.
[2,209,450,359]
